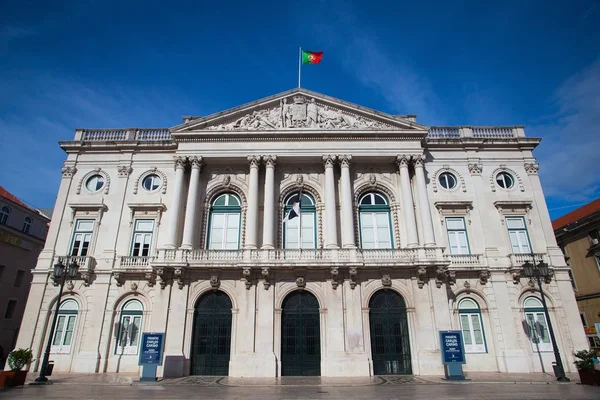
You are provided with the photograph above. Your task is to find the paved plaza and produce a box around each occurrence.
[0,373,599,399]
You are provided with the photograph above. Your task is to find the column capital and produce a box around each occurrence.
[338,154,352,167]
[263,155,277,167]
[322,155,336,168]
[396,155,411,168]
[190,156,203,170]
[174,156,186,170]
[413,154,425,167]
[247,155,261,167]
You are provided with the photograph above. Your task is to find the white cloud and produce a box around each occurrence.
[531,56,600,202]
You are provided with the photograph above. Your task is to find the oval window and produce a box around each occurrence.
[496,172,514,189]
[86,175,105,192]
[438,172,457,190]
[142,174,162,192]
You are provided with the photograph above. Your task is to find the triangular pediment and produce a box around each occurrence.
[171,88,428,133]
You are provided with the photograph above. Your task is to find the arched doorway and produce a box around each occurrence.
[281,291,321,376]
[369,290,412,375]
[190,291,232,375]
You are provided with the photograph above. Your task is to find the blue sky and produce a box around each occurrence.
[0,0,598,220]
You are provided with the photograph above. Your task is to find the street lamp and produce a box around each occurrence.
[33,259,79,383]
[522,258,570,382]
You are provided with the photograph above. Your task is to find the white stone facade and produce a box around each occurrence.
[14,89,588,377]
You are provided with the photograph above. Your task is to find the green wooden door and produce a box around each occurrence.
[369,290,412,375]
[281,291,321,376]
[191,291,232,375]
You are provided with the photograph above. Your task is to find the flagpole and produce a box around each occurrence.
[298,46,301,88]
[298,193,302,250]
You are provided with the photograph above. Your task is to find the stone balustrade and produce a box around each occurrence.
[118,256,154,270]
[428,126,525,139]
[77,128,172,141]
[449,253,484,266]
[508,253,547,268]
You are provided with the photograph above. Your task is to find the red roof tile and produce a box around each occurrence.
[0,185,38,214]
[552,198,600,231]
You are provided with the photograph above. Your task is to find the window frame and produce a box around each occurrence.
[438,172,458,190]
[50,299,78,354]
[22,216,32,233]
[4,299,17,319]
[495,171,515,189]
[207,193,242,250]
[358,192,394,249]
[523,297,552,353]
[85,174,105,193]
[115,300,144,355]
[506,216,532,254]
[14,270,25,288]
[130,219,155,257]
[457,298,487,353]
[0,206,10,225]
[445,217,471,255]
[283,192,317,249]
[141,174,162,192]
[69,219,95,257]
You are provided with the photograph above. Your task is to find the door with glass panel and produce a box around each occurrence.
[506,217,532,253]
[131,220,154,257]
[208,194,241,249]
[70,220,94,256]
[359,193,392,249]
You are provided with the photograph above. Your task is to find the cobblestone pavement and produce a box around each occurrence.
[0,373,597,399]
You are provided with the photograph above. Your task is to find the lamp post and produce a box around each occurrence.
[34,259,79,383]
[522,257,570,382]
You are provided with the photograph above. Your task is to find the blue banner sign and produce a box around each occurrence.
[440,330,466,364]
[139,332,164,366]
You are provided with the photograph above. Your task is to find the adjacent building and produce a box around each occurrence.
[0,186,50,367]
[553,198,600,350]
[14,89,588,377]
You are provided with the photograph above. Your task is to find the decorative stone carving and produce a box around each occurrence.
[61,165,77,179]
[133,167,168,194]
[295,276,306,289]
[207,96,393,130]
[349,267,358,290]
[339,154,351,167]
[264,155,276,167]
[174,156,186,170]
[528,278,536,288]
[130,282,138,292]
[413,155,424,166]
[330,267,339,290]
[209,274,219,290]
[113,272,124,287]
[511,268,521,285]
[66,280,75,291]
[468,163,482,175]
[155,267,167,290]
[544,268,555,284]
[381,274,392,287]
[247,155,261,167]
[463,281,471,292]
[242,267,252,290]
[190,156,203,169]
[295,174,304,187]
[117,165,133,178]
[261,267,270,290]
[524,162,539,175]
[223,175,231,187]
[322,155,336,168]
[416,266,428,289]
[446,270,456,286]
[145,271,156,287]
[435,266,447,288]
[81,270,92,287]
[479,270,491,285]
[369,174,376,186]
[174,267,185,290]
[396,155,410,168]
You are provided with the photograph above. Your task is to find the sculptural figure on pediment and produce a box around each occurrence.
[307,98,318,127]
[281,98,292,128]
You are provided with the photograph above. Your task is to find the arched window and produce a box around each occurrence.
[283,192,316,249]
[207,193,241,249]
[0,206,10,225]
[51,299,78,354]
[359,192,393,249]
[116,299,143,355]
[523,297,552,352]
[22,217,32,234]
[458,298,487,353]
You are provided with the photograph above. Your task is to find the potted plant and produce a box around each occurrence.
[573,349,600,386]
[1,348,33,388]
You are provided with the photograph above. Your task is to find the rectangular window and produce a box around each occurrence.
[70,220,94,257]
[0,265,5,282]
[4,300,17,319]
[51,314,77,353]
[580,312,588,328]
[506,217,532,254]
[459,313,486,353]
[588,336,600,348]
[525,311,552,352]
[14,270,25,287]
[115,314,142,354]
[446,217,470,255]
[360,212,392,249]
[130,220,154,257]
[284,213,316,249]
[209,213,240,249]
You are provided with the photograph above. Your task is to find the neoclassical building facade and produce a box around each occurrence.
[14,88,588,377]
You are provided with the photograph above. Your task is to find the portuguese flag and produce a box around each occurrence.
[302,50,323,64]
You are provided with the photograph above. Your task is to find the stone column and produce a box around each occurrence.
[261,156,276,249]
[181,157,203,249]
[413,155,436,246]
[339,155,355,248]
[396,155,419,247]
[323,155,339,248]
[165,157,186,248]
[245,156,261,249]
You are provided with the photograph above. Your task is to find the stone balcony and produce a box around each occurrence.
[52,255,96,286]
[448,254,486,268]
[508,253,548,269]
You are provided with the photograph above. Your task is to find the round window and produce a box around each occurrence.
[86,174,105,192]
[142,174,162,192]
[496,172,514,189]
[438,172,457,190]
